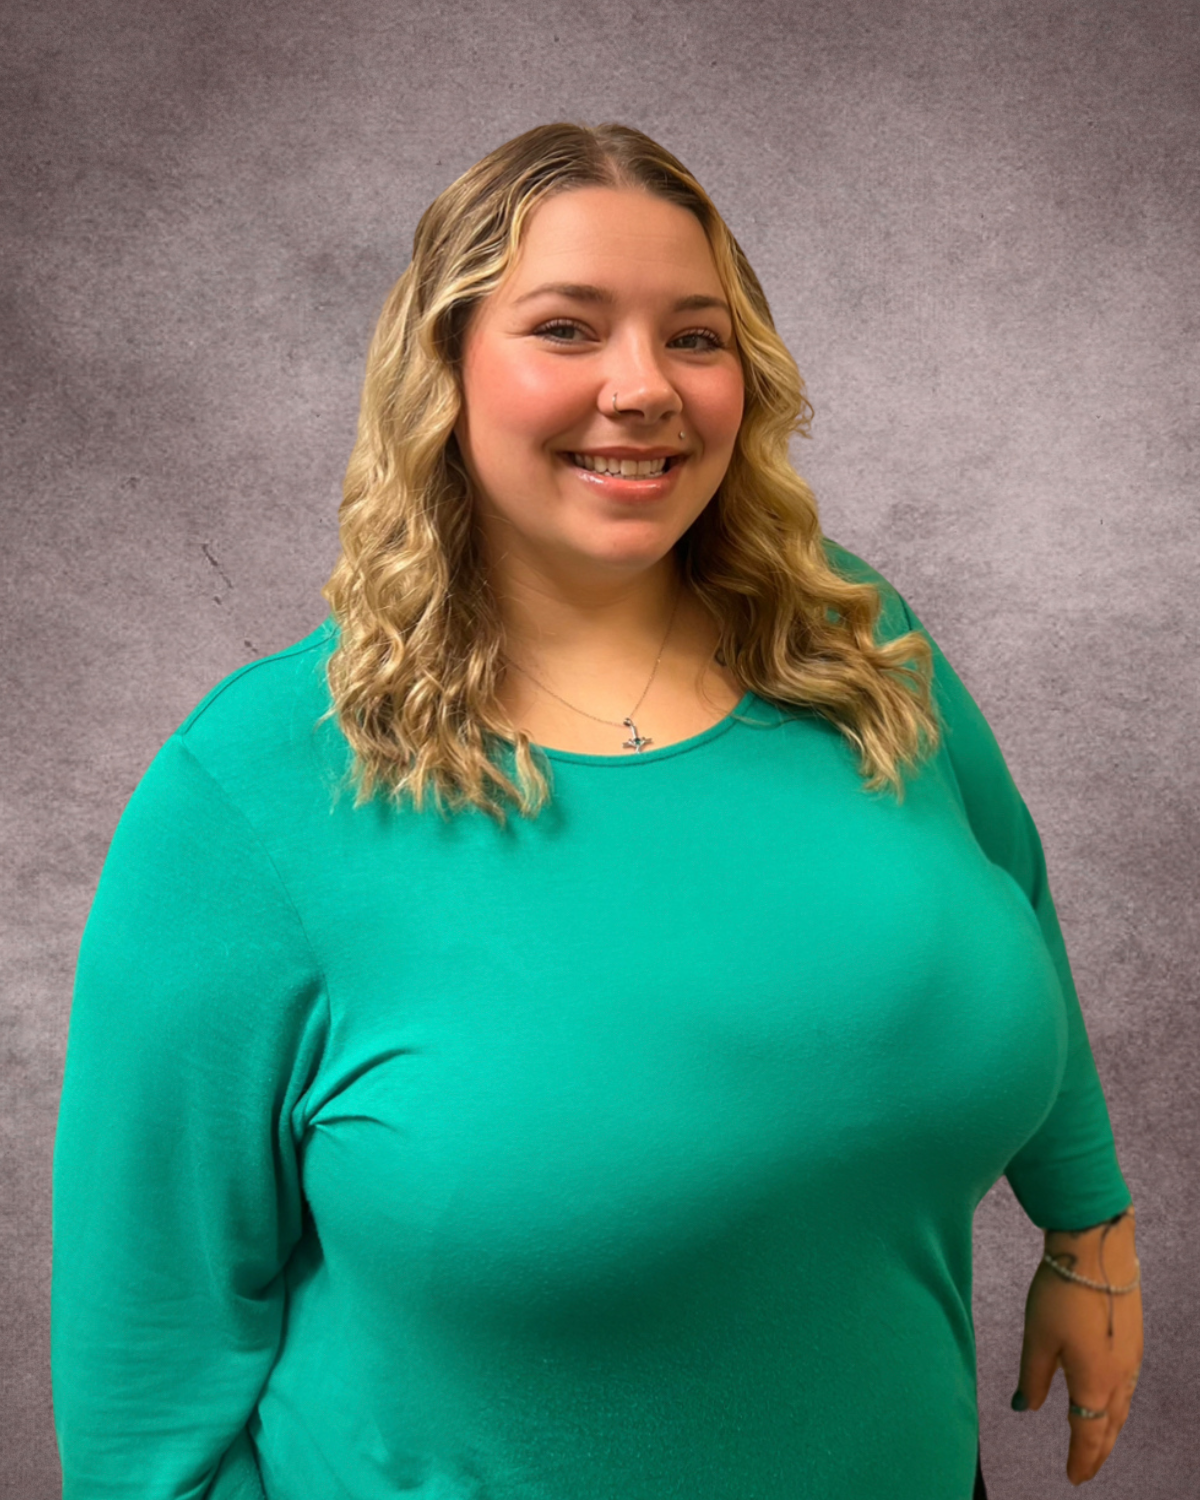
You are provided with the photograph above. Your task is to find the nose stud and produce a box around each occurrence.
[611,391,686,442]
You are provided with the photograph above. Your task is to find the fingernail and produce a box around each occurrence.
[1011,1390,1028,1411]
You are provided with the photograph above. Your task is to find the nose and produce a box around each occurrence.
[604,331,682,421]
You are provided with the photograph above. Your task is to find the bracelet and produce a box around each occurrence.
[1042,1252,1142,1294]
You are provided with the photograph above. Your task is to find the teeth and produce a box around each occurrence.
[570,453,670,477]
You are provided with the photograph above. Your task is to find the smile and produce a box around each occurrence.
[566,453,677,477]
[558,452,686,501]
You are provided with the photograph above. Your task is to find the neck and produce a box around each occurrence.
[491,554,687,675]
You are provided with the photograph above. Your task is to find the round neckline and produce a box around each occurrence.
[534,689,760,766]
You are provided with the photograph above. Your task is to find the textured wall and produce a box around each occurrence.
[3,0,1197,1494]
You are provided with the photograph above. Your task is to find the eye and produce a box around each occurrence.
[533,319,727,352]
[533,319,589,344]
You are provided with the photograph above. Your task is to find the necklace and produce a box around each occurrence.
[501,575,684,752]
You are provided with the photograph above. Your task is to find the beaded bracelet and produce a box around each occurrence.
[1041,1252,1142,1294]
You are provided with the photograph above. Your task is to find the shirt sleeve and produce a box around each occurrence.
[824,540,1133,1231]
[895,585,1132,1230]
[52,733,328,1499]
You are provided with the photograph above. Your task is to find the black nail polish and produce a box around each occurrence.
[1011,1390,1028,1411]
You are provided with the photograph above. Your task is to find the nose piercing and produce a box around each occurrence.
[612,391,686,443]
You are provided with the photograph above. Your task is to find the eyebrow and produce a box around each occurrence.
[513,282,732,318]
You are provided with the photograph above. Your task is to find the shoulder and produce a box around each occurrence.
[819,536,917,644]
[820,537,1002,774]
[177,617,336,742]
[106,618,350,852]
[821,540,1041,875]
[172,617,343,792]
[819,535,882,582]
[95,617,346,933]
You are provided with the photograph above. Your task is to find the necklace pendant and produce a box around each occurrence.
[622,717,652,753]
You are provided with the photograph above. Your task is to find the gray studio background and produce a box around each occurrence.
[3,0,1197,1494]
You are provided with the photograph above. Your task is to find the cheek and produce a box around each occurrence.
[690,367,744,446]
[472,344,582,436]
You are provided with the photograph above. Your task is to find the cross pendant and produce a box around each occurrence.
[622,717,652,753]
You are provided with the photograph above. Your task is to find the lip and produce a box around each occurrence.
[559,452,687,501]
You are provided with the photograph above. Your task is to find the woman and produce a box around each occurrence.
[52,122,1142,1499]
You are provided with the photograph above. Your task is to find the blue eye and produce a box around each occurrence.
[534,319,726,351]
[535,321,587,343]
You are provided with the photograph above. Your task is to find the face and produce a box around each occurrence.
[453,186,745,602]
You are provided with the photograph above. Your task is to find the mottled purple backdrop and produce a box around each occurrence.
[3,0,1196,1495]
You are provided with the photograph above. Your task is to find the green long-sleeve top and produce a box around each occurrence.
[52,540,1131,1499]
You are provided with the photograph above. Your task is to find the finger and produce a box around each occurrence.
[1062,1359,1140,1483]
[1065,1393,1120,1486]
[1067,1420,1117,1485]
[1107,1384,1135,1432]
[1017,1339,1061,1412]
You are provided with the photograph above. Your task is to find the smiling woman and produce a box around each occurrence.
[454,187,743,555]
[321,132,940,814]
[52,121,1140,1500]
[448,183,751,755]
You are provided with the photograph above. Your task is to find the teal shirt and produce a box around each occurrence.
[52,541,1131,1499]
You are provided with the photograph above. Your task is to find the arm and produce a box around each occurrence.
[52,735,327,1499]
[837,547,1140,1486]
[871,572,1133,1230]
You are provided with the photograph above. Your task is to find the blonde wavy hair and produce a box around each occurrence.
[321,121,940,827]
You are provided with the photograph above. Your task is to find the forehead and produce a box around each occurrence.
[500,187,723,299]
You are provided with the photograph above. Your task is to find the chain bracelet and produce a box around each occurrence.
[1041,1252,1142,1294]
